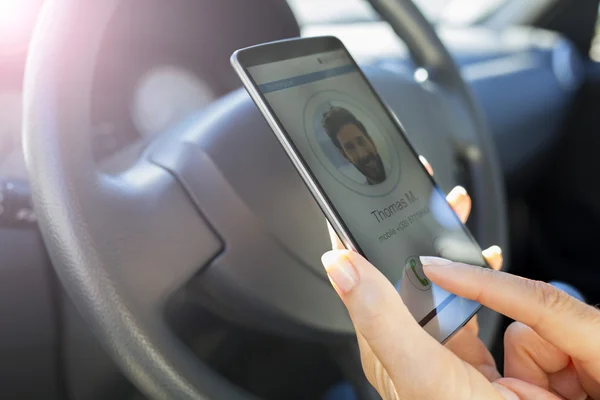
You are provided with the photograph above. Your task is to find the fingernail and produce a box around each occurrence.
[419,155,433,175]
[482,245,502,258]
[420,256,454,267]
[447,186,467,202]
[321,251,359,293]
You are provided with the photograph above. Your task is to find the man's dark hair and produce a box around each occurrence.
[321,107,371,150]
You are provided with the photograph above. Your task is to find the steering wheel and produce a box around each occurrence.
[23,0,508,398]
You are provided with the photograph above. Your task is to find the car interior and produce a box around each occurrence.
[1,0,600,398]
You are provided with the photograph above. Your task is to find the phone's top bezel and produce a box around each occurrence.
[234,36,343,68]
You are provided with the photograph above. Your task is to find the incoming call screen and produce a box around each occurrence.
[247,48,486,340]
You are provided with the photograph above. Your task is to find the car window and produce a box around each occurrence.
[287,0,507,27]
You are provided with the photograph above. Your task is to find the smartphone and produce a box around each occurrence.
[231,36,487,343]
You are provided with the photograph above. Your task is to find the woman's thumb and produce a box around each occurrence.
[321,250,503,400]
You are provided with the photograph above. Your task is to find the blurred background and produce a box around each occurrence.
[1,0,600,399]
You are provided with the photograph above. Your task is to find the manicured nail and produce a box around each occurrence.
[447,186,467,203]
[482,245,502,258]
[419,155,433,176]
[420,256,454,267]
[321,251,359,293]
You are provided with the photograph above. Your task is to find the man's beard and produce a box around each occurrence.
[357,154,386,184]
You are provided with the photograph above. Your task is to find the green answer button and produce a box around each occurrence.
[405,256,432,291]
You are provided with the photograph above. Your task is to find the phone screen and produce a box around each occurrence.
[242,43,487,342]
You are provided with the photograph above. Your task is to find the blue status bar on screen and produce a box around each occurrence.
[258,64,357,94]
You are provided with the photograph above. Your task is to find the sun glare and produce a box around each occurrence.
[0,0,42,55]
[0,0,30,29]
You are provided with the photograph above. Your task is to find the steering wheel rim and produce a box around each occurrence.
[24,1,508,399]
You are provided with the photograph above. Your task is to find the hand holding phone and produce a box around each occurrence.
[322,234,600,400]
[323,159,503,377]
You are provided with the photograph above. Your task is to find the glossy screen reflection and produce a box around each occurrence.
[247,47,487,342]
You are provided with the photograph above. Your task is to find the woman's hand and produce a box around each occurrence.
[425,260,600,399]
[322,249,562,399]
[433,183,503,382]
[418,160,599,398]
[321,158,600,398]
[322,243,600,399]
[329,157,503,382]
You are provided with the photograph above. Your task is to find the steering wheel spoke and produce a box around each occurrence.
[91,165,223,309]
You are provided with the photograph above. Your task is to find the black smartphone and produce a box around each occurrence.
[231,36,487,343]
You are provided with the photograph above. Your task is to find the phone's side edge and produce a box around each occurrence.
[230,53,359,253]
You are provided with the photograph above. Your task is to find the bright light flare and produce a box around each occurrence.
[0,0,43,56]
[0,0,30,28]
